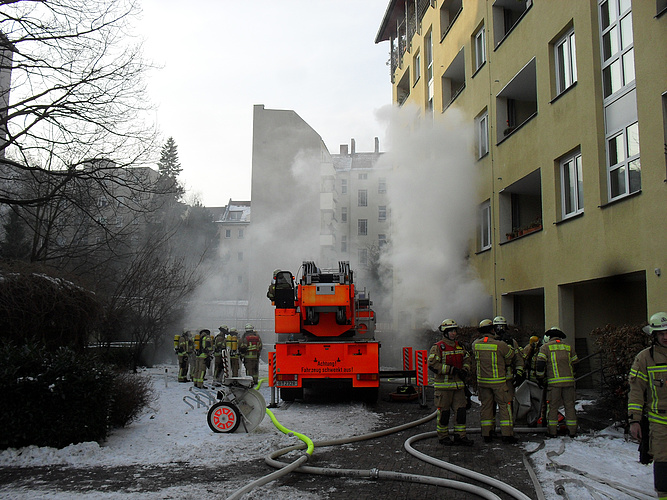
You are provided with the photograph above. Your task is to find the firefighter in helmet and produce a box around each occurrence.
[493,316,525,402]
[193,329,212,389]
[227,327,241,377]
[628,312,667,500]
[174,330,190,383]
[522,335,542,383]
[428,319,474,446]
[240,323,263,384]
[536,327,579,437]
[473,319,517,443]
[213,325,229,385]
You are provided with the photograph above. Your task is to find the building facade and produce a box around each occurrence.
[375,0,667,360]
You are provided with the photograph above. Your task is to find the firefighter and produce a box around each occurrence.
[428,319,474,446]
[193,329,212,388]
[267,269,280,302]
[227,327,241,377]
[473,319,517,443]
[186,330,196,381]
[213,325,229,385]
[522,335,542,383]
[535,327,579,437]
[175,330,190,383]
[240,324,263,384]
[628,312,667,500]
[493,316,525,403]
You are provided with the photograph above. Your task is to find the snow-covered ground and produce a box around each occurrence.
[0,364,656,499]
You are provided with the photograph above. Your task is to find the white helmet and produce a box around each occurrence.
[643,312,667,335]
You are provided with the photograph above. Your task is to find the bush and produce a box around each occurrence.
[591,323,649,424]
[108,370,156,428]
[0,342,154,450]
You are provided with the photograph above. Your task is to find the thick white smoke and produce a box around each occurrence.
[376,104,490,330]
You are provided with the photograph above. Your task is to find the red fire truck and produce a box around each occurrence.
[270,261,379,401]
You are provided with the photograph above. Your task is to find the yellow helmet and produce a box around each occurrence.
[478,319,493,334]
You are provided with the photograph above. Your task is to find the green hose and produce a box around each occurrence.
[254,377,268,390]
[265,407,315,455]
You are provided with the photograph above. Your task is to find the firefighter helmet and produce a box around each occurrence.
[245,323,254,332]
[493,316,507,326]
[230,327,238,333]
[478,319,494,334]
[543,327,565,343]
[642,312,667,335]
[439,319,458,332]
[529,335,539,344]
[200,328,211,335]
[219,324,228,331]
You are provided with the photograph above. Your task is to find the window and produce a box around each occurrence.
[378,177,387,194]
[225,229,231,238]
[341,179,348,194]
[473,25,486,72]
[600,0,635,100]
[341,235,347,253]
[554,28,577,95]
[425,30,434,111]
[358,173,368,180]
[479,201,491,251]
[229,211,242,221]
[238,229,244,238]
[341,206,347,222]
[358,189,368,207]
[378,205,387,222]
[359,248,368,267]
[441,48,465,110]
[560,151,584,218]
[440,0,463,39]
[358,219,368,236]
[238,252,243,261]
[378,234,387,248]
[607,121,641,200]
[476,110,489,158]
[413,50,421,84]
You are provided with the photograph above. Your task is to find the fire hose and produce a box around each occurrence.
[226,407,550,500]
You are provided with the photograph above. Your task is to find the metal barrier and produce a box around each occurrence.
[574,351,603,394]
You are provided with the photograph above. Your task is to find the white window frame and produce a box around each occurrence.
[238,228,244,238]
[474,25,486,71]
[476,110,489,158]
[555,28,577,95]
[341,206,347,222]
[607,121,640,201]
[341,179,347,194]
[600,0,634,101]
[378,177,387,194]
[560,150,584,218]
[414,50,421,84]
[358,219,368,236]
[425,30,434,111]
[225,229,231,238]
[358,189,368,207]
[479,201,491,251]
[378,205,387,222]
[359,248,368,267]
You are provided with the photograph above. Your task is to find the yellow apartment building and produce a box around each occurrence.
[376,0,666,360]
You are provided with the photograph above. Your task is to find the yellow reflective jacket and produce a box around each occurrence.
[472,335,514,387]
[628,344,667,426]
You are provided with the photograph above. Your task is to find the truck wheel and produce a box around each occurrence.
[207,402,240,433]
[280,388,303,401]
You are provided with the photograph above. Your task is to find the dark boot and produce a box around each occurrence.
[439,437,454,446]
[453,435,474,447]
[483,435,493,443]
[502,435,518,444]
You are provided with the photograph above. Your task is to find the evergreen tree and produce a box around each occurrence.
[157,137,185,200]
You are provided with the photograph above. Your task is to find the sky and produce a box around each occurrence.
[0,363,655,499]
[135,1,393,208]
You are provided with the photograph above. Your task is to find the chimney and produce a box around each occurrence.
[340,144,348,155]
[374,137,379,153]
[351,138,356,155]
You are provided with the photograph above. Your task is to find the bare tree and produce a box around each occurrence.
[0,0,159,208]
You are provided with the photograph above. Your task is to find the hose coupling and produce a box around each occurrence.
[369,468,380,480]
